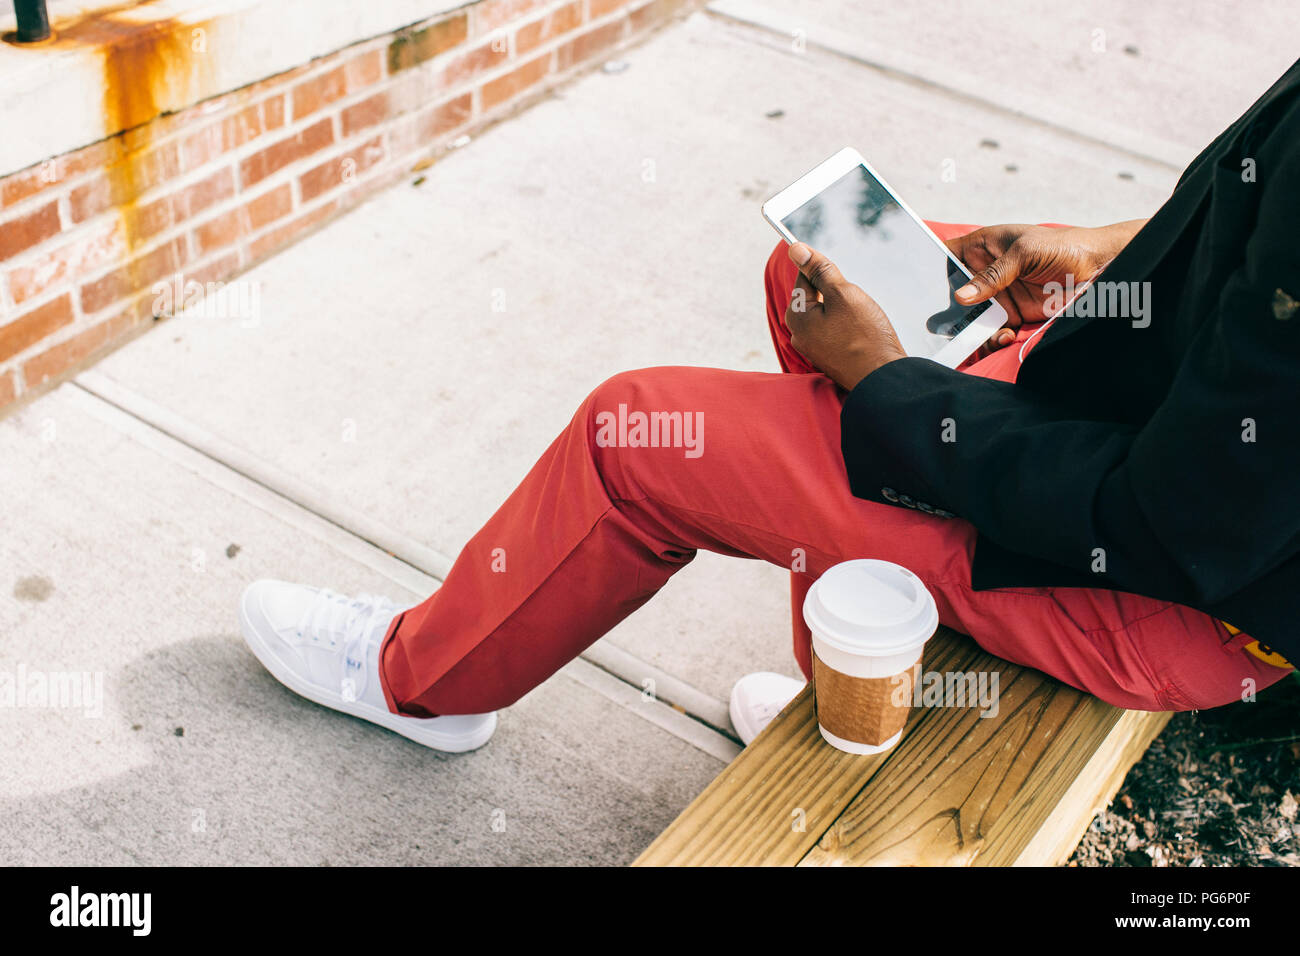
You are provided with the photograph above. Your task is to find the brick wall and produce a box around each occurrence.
[0,0,696,412]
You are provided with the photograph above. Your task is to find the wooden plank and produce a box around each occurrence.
[798,647,1160,866]
[1012,707,1170,865]
[632,629,984,866]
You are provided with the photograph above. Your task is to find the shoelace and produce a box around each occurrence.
[296,589,397,702]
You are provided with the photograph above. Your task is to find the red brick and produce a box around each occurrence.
[179,129,224,176]
[69,142,183,222]
[517,2,583,54]
[0,368,14,407]
[127,167,236,243]
[2,167,51,211]
[8,221,127,306]
[0,294,74,363]
[248,200,339,263]
[439,41,512,88]
[115,142,183,199]
[588,0,629,17]
[1,162,64,211]
[69,176,116,223]
[557,19,627,71]
[181,98,286,173]
[299,138,387,203]
[481,54,551,111]
[387,14,469,73]
[341,92,392,137]
[79,237,188,315]
[22,307,141,389]
[193,208,243,255]
[389,92,474,157]
[179,167,237,217]
[475,0,551,34]
[263,94,288,131]
[1,140,119,210]
[246,184,293,231]
[226,101,272,150]
[345,49,384,92]
[126,201,173,246]
[239,119,335,188]
[0,202,61,261]
[125,141,183,193]
[192,185,292,256]
[292,66,348,121]
[418,93,473,141]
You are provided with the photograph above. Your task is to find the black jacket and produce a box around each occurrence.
[841,57,1300,665]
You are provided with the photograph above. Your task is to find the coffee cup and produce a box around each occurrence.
[803,559,938,754]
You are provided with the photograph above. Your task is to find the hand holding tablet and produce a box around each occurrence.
[782,240,908,391]
[762,147,1010,370]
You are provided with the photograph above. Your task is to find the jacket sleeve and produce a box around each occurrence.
[839,141,1300,605]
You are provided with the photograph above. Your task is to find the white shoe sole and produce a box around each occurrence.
[730,673,805,746]
[239,593,496,753]
[729,694,763,746]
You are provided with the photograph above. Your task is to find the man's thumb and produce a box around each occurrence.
[955,254,1018,304]
[789,242,846,295]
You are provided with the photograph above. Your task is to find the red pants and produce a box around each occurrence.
[380,223,1288,717]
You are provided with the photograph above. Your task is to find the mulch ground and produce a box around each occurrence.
[1070,673,1300,866]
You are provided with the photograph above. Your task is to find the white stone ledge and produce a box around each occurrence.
[0,0,467,178]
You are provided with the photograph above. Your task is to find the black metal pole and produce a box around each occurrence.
[13,0,51,43]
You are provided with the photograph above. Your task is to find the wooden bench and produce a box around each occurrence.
[634,626,1169,866]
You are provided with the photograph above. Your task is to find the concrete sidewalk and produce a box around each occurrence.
[2,3,1294,864]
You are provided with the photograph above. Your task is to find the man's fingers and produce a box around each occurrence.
[1004,282,1036,324]
[788,242,847,297]
[954,248,1021,304]
[975,326,1018,358]
[792,273,819,307]
[943,229,980,258]
[785,272,821,326]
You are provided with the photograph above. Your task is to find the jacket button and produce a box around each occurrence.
[899,494,917,508]
[918,501,935,514]
[881,487,899,502]
[934,508,955,519]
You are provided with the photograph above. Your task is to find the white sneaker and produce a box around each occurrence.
[239,580,497,752]
[729,671,806,745]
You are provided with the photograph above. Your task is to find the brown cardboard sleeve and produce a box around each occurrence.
[812,652,920,747]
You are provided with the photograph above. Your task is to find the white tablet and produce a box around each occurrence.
[762,147,1007,369]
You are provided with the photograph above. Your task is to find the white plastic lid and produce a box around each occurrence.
[803,559,938,657]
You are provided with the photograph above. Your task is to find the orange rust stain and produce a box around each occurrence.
[23,2,217,286]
